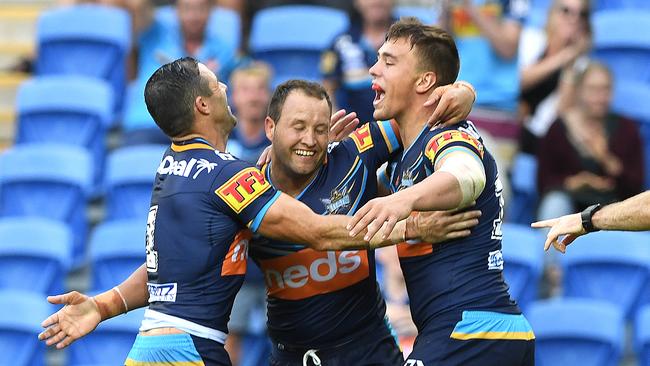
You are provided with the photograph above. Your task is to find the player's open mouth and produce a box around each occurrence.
[294,149,315,157]
[372,84,385,107]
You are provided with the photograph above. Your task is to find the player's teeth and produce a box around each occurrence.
[295,150,314,156]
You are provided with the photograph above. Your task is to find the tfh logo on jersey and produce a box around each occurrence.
[157,156,217,179]
[260,249,369,300]
[350,124,374,153]
[424,130,484,163]
[216,167,271,213]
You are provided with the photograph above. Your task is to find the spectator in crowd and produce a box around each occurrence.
[537,61,644,223]
[222,61,273,366]
[518,0,591,155]
[226,61,273,163]
[440,0,530,202]
[122,0,238,145]
[321,0,395,124]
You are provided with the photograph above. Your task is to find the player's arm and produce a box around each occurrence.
[39,264,149,349]
[532,190,650,252]
[257,192,410,251]
[349,147,485,240]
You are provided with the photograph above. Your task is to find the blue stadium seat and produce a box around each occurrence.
[36,4,131,116]
[507,153,538,224]
[393,6,438,24]
[16,75,113,188]
[68,307,144,366]
[593,0,650,11]
[155,5,241,55]
[501,223,544,310]
[636,304,650,366]
[249,5,349,86]
[0,290,53,366]
[560,231,650,319]
[89,220,145,291]
[528,298,624,366]
[610,80,650,189]
[592,10,650,84]
[105,145,165,221]
[0,144,92,267]
[0,217,71,294]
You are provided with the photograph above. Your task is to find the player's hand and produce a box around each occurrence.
[531,213,586,253]
[329,109,360,142]
[424,82,475,129]
[413,209,481,243]
[38,291,101,349]
[348,195,413,241]
[256,145,272,167]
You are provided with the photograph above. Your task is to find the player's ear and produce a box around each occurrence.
[195,95,209,115]
[265,116,276,141]
[416,71,437,95]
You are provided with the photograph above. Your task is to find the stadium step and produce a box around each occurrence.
[0,72,29,148]
[0,4,45,70]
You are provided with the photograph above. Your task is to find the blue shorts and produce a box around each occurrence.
[404,311,535,366]
[125,333,231,366]
[270,320,403,366]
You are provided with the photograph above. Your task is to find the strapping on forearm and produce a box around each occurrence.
[92,287,128,321]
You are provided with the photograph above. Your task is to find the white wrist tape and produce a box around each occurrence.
[437,150,485,207]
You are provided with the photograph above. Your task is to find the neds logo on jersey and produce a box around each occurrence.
[216,167,271,213]
[350,124,374,153]
[260,249,369,300]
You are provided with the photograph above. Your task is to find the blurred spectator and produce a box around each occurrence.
[122,0,238,145]
[321,0,395,124]
[518,0,591,155]
[223,61,273,366]
[226,61,272,163]
[441,0,530,203]
[537,62,645,222]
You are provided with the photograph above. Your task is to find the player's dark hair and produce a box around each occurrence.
[144,57,213,137]
[268,79,332,122]
[386,17,460,87]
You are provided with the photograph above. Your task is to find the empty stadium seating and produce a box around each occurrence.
[250,5,349,87]
[16,75,113,188]
[0,144,92,267]
[35,4,130,116]
[528,298,625,366]
[501,223,544,310]
[89,219,146,291]
[0,290,53,366]
[0,217,70,294]
[105,145,165,221]
[560,231,650,319]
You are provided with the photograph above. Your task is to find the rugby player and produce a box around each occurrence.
[251,79,479,366]
[347,19,536,365]
[37,57,475,365]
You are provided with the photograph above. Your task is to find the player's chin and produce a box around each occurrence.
[373,108,389,121]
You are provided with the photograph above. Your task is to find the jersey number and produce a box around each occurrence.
[146,205,159,272]
[491,177,504,240]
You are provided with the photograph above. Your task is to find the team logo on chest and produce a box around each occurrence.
[321,184,354,214]
[398,168,420,192]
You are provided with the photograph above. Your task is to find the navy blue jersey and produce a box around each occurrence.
[144,138,280,338]
[384,121,519,332]
[250,121,401,347]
